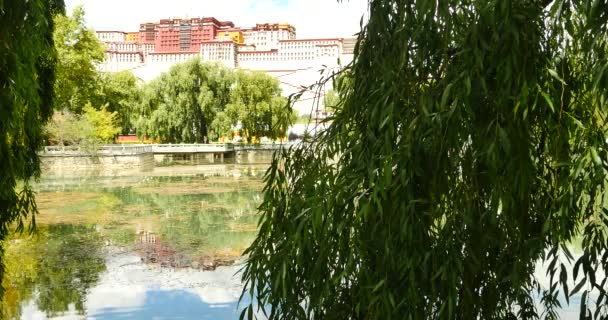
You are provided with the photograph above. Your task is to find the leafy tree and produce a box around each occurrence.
[45,111,95,146]
[135,59,234,143]
[53,6,105,113]
[95,71,141,134]
[0,0,64,301]
[322,89,339,111]
[209,111,234,142]
[323,70,351,112]
[241,1,608,319]
[1,231,43,319]
[226,70,294,140]
[136,59,295,143]
[46,103,120,146]
[82,103,121,142]
[1,225,105,318]
[35,225,105,317]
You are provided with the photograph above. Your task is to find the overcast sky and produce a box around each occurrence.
[65,0,368,38]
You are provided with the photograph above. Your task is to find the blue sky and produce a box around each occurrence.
[65,0,368,38]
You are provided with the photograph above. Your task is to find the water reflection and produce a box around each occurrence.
[2,225,106,319]
[1,165,265,319]
[70,249,246,320]
[17,249,248,320]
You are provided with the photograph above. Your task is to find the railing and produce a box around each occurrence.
[233,142,295,151]
[150,144,234,153]
[41,143,297,156]
[42,145,152,156]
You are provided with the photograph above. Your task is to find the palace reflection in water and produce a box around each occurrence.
[2,164,266,320]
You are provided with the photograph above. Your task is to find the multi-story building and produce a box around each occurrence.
[215,30,244,44]
[238,44,257,52]
[147,51,200,64]
[97,26,350,69]
[131,19,295,52]
[99,47,144,73]
[237,49,279,70]
[106,42,140,52]
[141,43,156,56]
[125,32,139,42]
[95,18,355,115]
[140,17,235,53]
[96,31,126,42]
[240,23,296,50]
[201,40,238,68]
[277,38,343,62]
[139,23,156,43]
[236,38,344,75]
[342,37,356,54]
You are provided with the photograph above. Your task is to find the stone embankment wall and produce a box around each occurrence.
[39,144,289,174]
[154,153,229,165]
[234,149,276,164]
[41,153,155,172]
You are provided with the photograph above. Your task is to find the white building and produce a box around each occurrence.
[96,31,126,42]
[238,50,280,70]
[147,52,200,64]
[141,43,156,57]
[98,43,144,73]
[241,23,296,51]
[201,41,238,68]
[95,26,355,115]
[105,42,140,52]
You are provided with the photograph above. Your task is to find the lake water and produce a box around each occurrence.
[2,164,267,320]
[1,164,594,319]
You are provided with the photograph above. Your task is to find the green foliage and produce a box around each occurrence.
[95,71,141,134]
[45,111,94,146]
[0,0,64,301]
[82,103,121,142]
[35,225,105,316]
[46,104,120,146]
[295,114,312,125]
[225,70,294,139]
[136,59,295,143]
[209,111,234,142]
[53,6,105,113]
[136,59,234,143]
[1,230,41,319]
[322,89,339,111]
[1,225,105,319]
[242,1,608,319]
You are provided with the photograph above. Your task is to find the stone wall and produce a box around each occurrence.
[234,149,276,164]
[154,152,229,165]
[39,148,278,175]
[41,153,154,174]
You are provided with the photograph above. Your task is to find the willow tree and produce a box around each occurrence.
[135,59,234,143]
[226,70,293,139]
[136,60,295,143]
[0,0,64,301]
[241,1,608,319]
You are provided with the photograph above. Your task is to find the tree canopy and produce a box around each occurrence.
[136,59,294,143]
[0,0,64,300]
[53,6,105,113]
[241,1,608,319]
[226,70,294,139]
[1,225,105,319]
[45,104,121,146]
[135,59,234,143]
[94,71,141,134]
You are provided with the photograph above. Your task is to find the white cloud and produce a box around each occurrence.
[65,0,368,38]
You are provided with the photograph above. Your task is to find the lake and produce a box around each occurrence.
[1,163,593,319]
[2,164,267,320]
